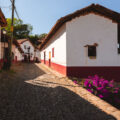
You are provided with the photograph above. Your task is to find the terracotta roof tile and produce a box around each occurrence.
[17,39,28,44]
[40,4,120,50]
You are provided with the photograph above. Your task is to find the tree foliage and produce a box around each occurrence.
[28,34,39,46]
[3,18,47,46]
[28,33,47,46]
[14,24,33,39]
[39,33,47,40]
[4,18,33,39]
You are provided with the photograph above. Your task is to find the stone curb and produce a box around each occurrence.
[35,63,65,78]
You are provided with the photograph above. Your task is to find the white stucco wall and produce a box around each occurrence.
[35,49,41,60]
[20,41,35,60]
[41,24,67,66]
[14,47,23,61]
[66,13,119,66]
[0,43,23,61]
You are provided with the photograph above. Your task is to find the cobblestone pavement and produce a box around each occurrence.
[0,63,117,120]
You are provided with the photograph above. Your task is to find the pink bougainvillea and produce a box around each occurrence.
[73,75,120,106]
[83,75,120,104]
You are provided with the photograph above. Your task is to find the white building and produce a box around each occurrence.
[0,8,7,62]
[13,40,24,61]
[17,39,40,62]
[0,9,23,64]
[40,4,120,81]
[13,47,23,61]
[0,37,23,63]
[0,9,7,69]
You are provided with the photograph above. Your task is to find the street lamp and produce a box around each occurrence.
[3,29,7,34]
[2,28,7,69]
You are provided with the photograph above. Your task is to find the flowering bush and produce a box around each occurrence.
[73,75,120,108]
[83,75,120,105]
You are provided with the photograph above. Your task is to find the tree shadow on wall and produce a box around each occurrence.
[0,63,117,120]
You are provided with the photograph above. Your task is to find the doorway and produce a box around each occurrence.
[49,51,51,67]
[44,51,46,64]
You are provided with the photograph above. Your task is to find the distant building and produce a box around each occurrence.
[0,34,24,63]
[17,39,40,62]
[40,4,120,81]
[13,40,24,62]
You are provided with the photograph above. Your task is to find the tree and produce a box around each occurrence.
[28,34,39,46]
[28,33,47,46]
[14,24,33,39]
[4,18,33,39]
[39,33,47,40]
[4,18,22,36]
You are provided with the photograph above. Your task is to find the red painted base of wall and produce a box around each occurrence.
[67,67,120,82]
[41,60,66,75]
[41,60,120,82]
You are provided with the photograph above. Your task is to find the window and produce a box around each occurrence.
[88,46,96,57]
[44,51,46,64]
[118,44,120,53]
[52,48,54,57]
[24,45,26,49]
[27,47,30,53]
[118,24,120,54]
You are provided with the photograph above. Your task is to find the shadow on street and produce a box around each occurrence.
[0,63,116,120]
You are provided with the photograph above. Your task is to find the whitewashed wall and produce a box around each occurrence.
[14,47,23,61]
[21,41,35,60]
[0,43,23,60]
[35,49,41,60]
[66,13,119,66]
[41,24,67,66]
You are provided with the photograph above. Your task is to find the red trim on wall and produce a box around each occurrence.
[41,60,120,82]
[67,67,120,82]
[44,51,46,64]
[41,60,44,64]
[41,60,66,75]
[52,48,54,57]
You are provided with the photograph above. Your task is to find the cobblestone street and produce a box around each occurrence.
[0,63,117,120]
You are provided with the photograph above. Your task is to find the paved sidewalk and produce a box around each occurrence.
[0,63,119,120]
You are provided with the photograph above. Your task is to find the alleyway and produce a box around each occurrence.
[0,63,116,120]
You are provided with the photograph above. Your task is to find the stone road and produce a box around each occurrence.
[0,63,117,120]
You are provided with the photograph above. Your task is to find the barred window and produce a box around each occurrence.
[52,48,54,57]
[88,46,96,57]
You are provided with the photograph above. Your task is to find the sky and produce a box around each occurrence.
[0,0,120,35]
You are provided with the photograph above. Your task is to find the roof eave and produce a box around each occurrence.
[40,4,120,50]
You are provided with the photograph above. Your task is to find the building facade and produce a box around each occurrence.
[17,39,40,62]
[40,4,120,81]
[0,9,7,69]
[0,38,23,63]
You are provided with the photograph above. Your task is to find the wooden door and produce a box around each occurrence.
[15,56,17,62]
[49,51,51,67]
[44,52,46,64]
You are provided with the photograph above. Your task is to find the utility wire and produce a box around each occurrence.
[10,0,21,22]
